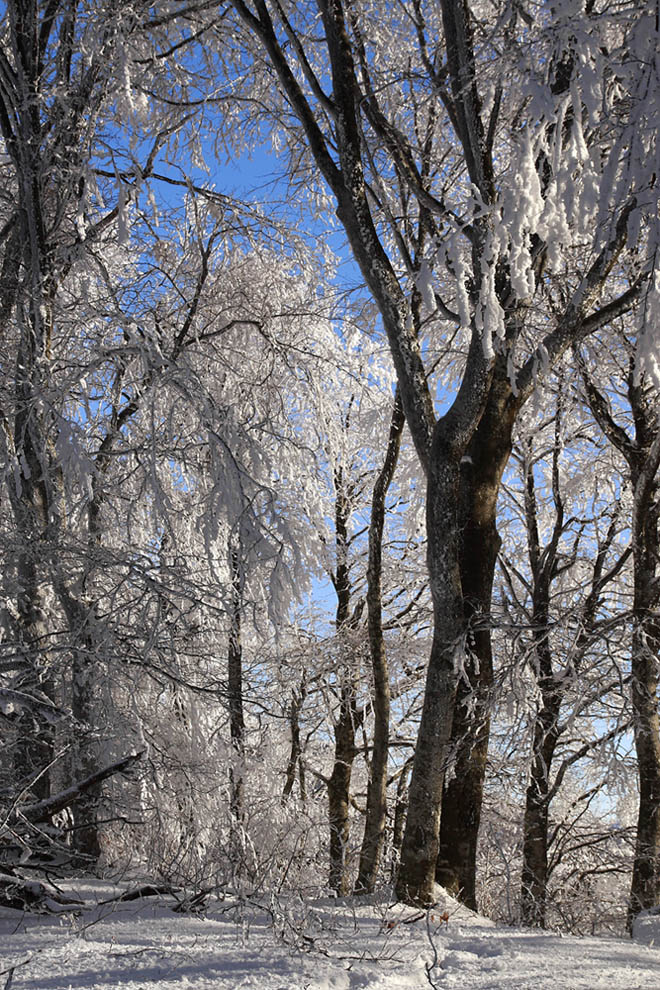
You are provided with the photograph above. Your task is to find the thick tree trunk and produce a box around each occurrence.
[395,449,464,906]
[69,650,102,863]
[11,367,58,803]
[435,522,497,908]
[355,393,405,894]
[328,688,359,895]
[437,370,517,908]
[3,35,64,827]
[52,583,104,864]
[231,0,639,913]
[13,574,54,802]
[628,465,660,927]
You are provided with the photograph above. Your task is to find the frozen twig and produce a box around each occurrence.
[424,908,441,989]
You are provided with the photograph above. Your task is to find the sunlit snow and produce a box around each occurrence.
[2,882,659,990]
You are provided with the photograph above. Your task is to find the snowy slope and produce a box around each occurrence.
[1,882,659,990]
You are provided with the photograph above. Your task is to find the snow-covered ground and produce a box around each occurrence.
[2,881,660,990]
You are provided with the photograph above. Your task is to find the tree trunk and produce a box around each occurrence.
[328,687,359,895]
[228,545,245,827]
[282,679,306,803]
[13,572,55,802]
[327,460,363,895]
[437,369,517,908]
[520,690,561,927]
[576,362,660,931]
[355,393,405,894]
[391,760,412,882]
[518,423,565,928]
[396,448,464,906]
[52,582,104,865]
[629,615,660,925]
[628,451,660,927]
[10,365,58,803]
[230,0,641,912]
[69,649,102,864]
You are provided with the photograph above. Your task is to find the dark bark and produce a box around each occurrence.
[51,581,104,864]
[391,761,412,882]
[9,366,58,804]
[327,462,362,894]
[355,392,405,894]
[578,359,660,929]
[521,687,561,927]
[0,1,92,845]
[228,545,245,826]
[19,750,145,825]
[628,423,660,926]
[328,688,359,894]
[69,652,102,863]
[518,426,565,928]
[395,445,466,906]
[0,873,84,913]
[1,751,143,911]
[629,612,660,925]
[437,367,518,908]
[282,679,306,803]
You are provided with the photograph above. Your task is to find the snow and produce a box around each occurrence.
[2,882,660,990]
[633,907,660,947]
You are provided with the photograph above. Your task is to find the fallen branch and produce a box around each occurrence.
[99,883,181,905]
[0,872,84,914]
[18,751,145,825]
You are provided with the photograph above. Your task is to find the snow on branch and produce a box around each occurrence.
[15,751,145,826]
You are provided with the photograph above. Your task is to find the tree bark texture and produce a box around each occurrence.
[518,423,567,928]
[355,392,405,894]
[228,546,245,825]
[391,761,412,882]
[437,368,518,908]
[328,689,359,895]
[327,463,362,895]
[520,688,561,927]
[395,448,466,906]
[628,417,660,926]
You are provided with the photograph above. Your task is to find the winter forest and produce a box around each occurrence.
[2,0,660,969]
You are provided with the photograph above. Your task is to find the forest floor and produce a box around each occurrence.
[1,880,659,990]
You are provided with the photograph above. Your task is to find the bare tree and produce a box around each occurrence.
[228,0,655,905]
[577,331,660,927]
